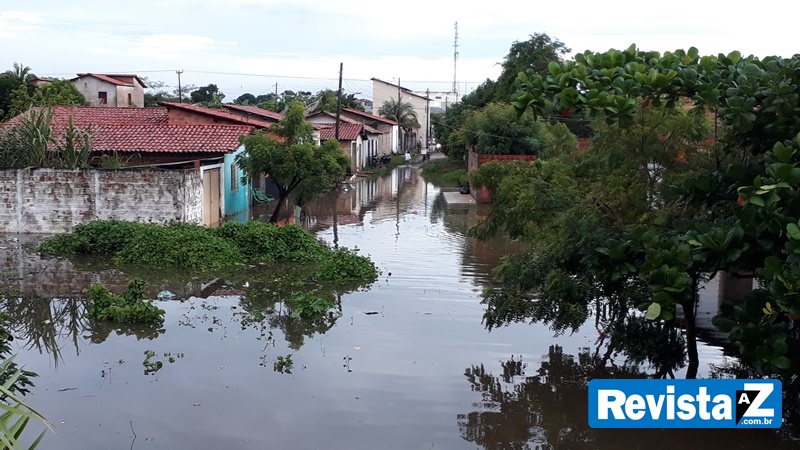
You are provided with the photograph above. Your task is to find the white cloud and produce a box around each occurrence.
[0,10,44,37]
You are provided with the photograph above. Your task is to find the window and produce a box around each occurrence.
[98,91,107,104]
[230,163,239,192]
[128,93,132,106]
[435,96,442,99]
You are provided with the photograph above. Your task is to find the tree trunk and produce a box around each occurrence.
[269,195,287,224]
[681,299,699,379]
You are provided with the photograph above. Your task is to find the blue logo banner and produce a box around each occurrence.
[588,379,782,428]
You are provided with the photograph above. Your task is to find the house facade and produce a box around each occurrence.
[3,106,255,227]
[340,108,398,156]
[306,112,388,172]
[70,74,146,108]
[371,78,429,151]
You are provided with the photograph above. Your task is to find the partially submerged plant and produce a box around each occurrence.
[85,279,165,325]
[273,354,293,374]
[0,357,50,450]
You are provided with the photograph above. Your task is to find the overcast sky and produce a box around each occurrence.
[2,1,798,102]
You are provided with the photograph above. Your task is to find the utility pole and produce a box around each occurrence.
[274,82,278,112]
[335,62,343,141]
[397,77,402,151]
[176,70,184,103]
[425,88,430,149]
[453,21,459,100]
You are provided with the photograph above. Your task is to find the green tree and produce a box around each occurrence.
[235,101,350,224]
[501,45,800,376]
[379,98,419,151]
[234,93,257,105]
[460,102,551,156]
[496,33,570,100]
[4,62,36,84]
[190,84,224,105]
[8,79,88,117]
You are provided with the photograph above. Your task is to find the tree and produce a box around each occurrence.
[499,45,800,376]
[4,62,35,84]
[235,101,350,224]
[496,33,570,100]
[460,102,552,156]
[234,93,257,105]
[190,83,224,104]
[379,98,419,151]
[8,79,88,117]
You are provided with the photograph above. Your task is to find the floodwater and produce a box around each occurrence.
[1,165,798,449]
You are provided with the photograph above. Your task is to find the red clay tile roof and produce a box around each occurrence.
[2,107,252,154]
[342,108,398,125]
[3,106,168,127]
[160,102,277,127]
[307,112,383,134]
[223,104,283,121]
[72,73,147,87]
[318,123,363,141]
[91,124,254,153]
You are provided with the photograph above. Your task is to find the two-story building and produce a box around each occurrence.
[371,78,429,151]
[70,74,146,108]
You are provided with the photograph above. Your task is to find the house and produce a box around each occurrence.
[2,106,255,227]
[340,108,398,156]
[306,112,386,172]
[223,104,283,124]
[70,74,146,108]
[371,78,429,151]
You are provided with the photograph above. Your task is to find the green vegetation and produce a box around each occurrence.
[315,248,377,282]
[236,102,350,224]
[0,357,49,450]
[286,293,337,320]
[0,108,91,169]
[476,44,800,377]
[85,279,165,325]
[420,158,468,187]
[273,354,293,374]
[39,220,378,283]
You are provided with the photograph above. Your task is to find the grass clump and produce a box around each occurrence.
[420,157,467,187]
[85,279,165,325]
[315,248,378,282]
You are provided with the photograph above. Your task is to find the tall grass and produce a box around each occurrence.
[0,108,91,169]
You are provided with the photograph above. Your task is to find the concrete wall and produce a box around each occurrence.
[0,168,203,233]
[372,80,428,147]
[74,77,117,107]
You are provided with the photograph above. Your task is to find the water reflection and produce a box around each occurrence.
[459,346,797,450]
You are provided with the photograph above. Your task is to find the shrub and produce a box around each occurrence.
[38,220,145,254]
[85,279,165,325]
[315,248,378,282]
[115,222,242,270]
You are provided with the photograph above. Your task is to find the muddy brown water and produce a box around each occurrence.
[2,166,797,449]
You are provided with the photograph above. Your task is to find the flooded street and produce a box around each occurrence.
[1,166,796,449]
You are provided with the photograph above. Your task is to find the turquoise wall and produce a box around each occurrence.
[223,145,249,222]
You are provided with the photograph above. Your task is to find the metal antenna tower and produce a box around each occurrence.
[453,21,459,99]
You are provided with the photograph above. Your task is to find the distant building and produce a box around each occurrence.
[413,90,458,113]
[371,78,429,151]
[70,73,146,108]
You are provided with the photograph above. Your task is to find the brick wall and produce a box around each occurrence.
[0,168,203,233]
[466,147,538,204]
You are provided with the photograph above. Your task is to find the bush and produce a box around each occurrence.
[85,279,165,325]
[39,220,145,254]
[286,292,337,321]
[115,222,242,270]
[315,248,378,282]
[421,158,468,187]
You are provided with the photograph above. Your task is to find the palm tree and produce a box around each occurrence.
[379,98,420,151]
[5,62,35,84]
